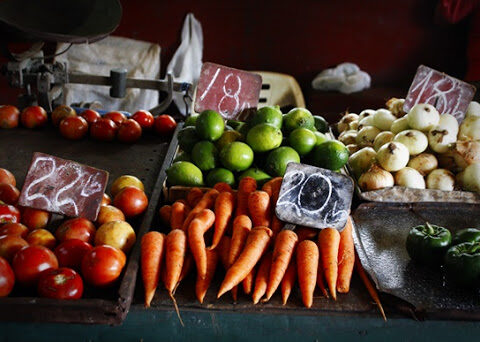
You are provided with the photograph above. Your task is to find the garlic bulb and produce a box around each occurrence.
[393,130,428,155]
[394,167,426,189]
[348,147,377,178]
[466,101,480,118]
[407,103,440,132]
[358,164,394,191]
[358,116,375,130]
[337,113,360,133]
[359,109,376,121]
[452,140,480,170]
[426,169,455,191]
[459,116,480,141]
[390,116,410,134]
[386,98,406,117]
[407,153,438,176]
[339,131,358,145]
[462,163,480,193]
[373,109,397,131]
[356,126,381,147]
[346,144,360,154]
[376,142,410,172]
[373,131,394,151]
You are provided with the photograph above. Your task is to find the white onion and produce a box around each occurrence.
[393,130,428,155]
[359,109,376,121]
[358,164,394,191]
[459,116,480,141]
[462,163,480,193]
[348,120,359,131]
[376,142,410,172]
[426,169,455,191]
[356,126,381,147]
[394,167,426,189]
[373,131,394,151]
[358,116,375,130]
[407,103,440,132]
[466,101,480,118]
[452,140,480,170]
[428,127,457,153]
[339,131,358,145]
[349,147,377,178]
[407,153,438,176]
[390,116,410,134]
[386,98,406,117]
[346,144,360,154]
[438,113,459,135]
[373,109,396,131]
[337,113,360,133]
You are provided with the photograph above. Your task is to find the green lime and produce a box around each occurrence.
[195,110,225,141]
[225,125,234,131]
[216,130,242,151]
[166,161,204,186]
[239,168,272,186]
[310,140,349,170]
[227,120,244,130]
[173,151,191,163]
[314,131,329,146]
[220,142,254,172]
[249,106,283,129]
[191,141,218,171]
[184,114,199,127]
[265,146,300,177]
[314,115,329,133]
[246,123,283,153]
[289,128,317,156]
[177,126,200,153]
[282,108,315,133]
[237,123,249,139]
[206,168,235,187]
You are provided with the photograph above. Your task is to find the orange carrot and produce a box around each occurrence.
[337,217,355,293]
[318,228,340,300]
[296,226,318,242]
[170,201,191,231]
[218,226,272,298]
[316,248,329,298]
[228,215,252,266]
[235,177,257,217]
[164,229,187,295]
[187,209,216,279]
[187,187,204,207]
[270,216,284,238]
[178,253,193,284]
[141,231,165,307]
[159,205,172,227]
[252,252,272,304]
[217,235,231,270]
[261,177,283,198]
[296,240,319,308]
[213,182,233,193]
[242,268,255,294]
[182,189,219,231]
[281,259,296,305]
[210,192,235,249]
[248,191,271,227]
[265,229,298,300]
[196,248,219,304]
[265,177,283,237]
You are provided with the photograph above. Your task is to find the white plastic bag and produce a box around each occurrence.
[166,13,203,115]
[312,63,371,94]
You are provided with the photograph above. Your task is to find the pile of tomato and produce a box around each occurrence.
[0,168,149,300]
[0,104,177,143]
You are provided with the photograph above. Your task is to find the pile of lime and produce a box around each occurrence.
[167,106,348,188]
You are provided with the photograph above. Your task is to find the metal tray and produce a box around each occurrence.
[0,125,170,325]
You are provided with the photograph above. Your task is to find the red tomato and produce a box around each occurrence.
[12,245,58,286]
[54,239,92,270]
[0,256,14,297]
[0,235,28,262]
[132,110,154,129]
[0,168,16,186]
[80,109,101,125]
[101,193,111,206]
[113,186,148,217]
[154,114,177,136]
[0,203,21,225]
[37,267,83,299]
[0,184,20,204]
[0,105,20,129]
[81,245,126,287]
[51,105,76,127]
[104,111,126,127]
[55,217,96,244]
[21,207,50,230]
[59,116,88,140]
[90,118,117,141]
[20,106,48,128]
[26,229,56,250]
[117,119,142,143]
[0,223,29,238]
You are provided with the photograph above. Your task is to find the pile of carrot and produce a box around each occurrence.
[141,177,355,309]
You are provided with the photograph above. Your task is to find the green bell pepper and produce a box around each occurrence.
[444,242,480,287]
[406,222,452,266]
[452,228,480,245]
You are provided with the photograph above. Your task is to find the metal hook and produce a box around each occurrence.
[182,83,192,116]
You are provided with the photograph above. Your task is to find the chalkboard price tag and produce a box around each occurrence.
[404,65,476,122]
[194,62,262,120]
[18,152,109,221]
[275,163,354,231]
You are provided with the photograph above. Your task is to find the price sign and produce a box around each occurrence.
[275,163,354,231]
[404,65,476,122]
[18,152,108,221]
[195,62,262,120]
